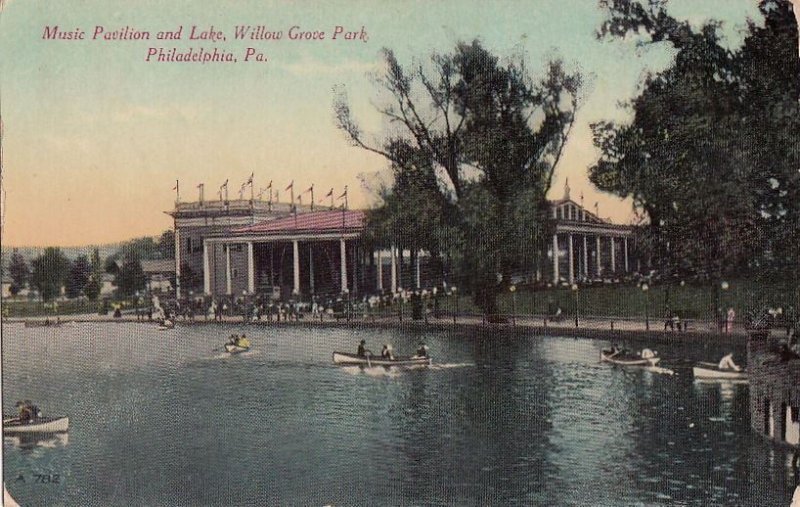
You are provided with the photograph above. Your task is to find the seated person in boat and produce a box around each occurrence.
[357,340,370,357]
[718,353,741,371]
[381,344,394,360]
[16,401,40,423]
[605,345,621,357]
[234,334,251,348]
[416,343,429,358]
[640,348,656,359]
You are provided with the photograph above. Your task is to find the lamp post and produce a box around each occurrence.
[642,282,650,331]
[720,281,729,332]
[510,284,517,326]
[452,286,458,324]
[398,288,403,322]
[571,283,579,328]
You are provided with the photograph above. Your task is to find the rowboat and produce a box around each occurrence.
[693,362,748,381]
[224,344,250,354]
[3,416,69,434]
[24,321,62,328]
[158,320,175,330]
[332,351,432,367]
[600,350,660,367]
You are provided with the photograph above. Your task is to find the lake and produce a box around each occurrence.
[3,322,797,506]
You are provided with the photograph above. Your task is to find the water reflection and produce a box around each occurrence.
[4,432,69,452]
[2,323,796,506]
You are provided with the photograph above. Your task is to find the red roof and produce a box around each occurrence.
[232,210,365,235]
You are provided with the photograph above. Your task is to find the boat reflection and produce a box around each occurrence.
[4,432,69,450]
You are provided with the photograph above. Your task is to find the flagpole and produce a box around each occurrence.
[175,179,180,204]
[310,185,314,212]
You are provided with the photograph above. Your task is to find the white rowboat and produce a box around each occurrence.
[332,351,431,367]
[3,417,69,434]
[225,344,250,354]
[600,351,660,367]
[693,363,748,381]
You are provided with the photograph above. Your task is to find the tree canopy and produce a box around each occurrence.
[336,40,580,315]
[7,251,29,296]
[30,248,71,302]
[590,0,799,282]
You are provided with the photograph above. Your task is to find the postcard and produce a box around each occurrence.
[2,0,799,505]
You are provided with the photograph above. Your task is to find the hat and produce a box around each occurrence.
[360,340,366,345]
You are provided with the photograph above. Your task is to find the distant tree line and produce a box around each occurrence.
[4,230,175,302]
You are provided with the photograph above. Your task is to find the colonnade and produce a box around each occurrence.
[552,233,630,285]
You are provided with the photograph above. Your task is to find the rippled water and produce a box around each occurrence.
[2,322,796,506]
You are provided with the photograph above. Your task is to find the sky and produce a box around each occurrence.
[0,0,769,247]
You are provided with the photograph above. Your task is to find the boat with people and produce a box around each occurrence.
[224,334,251,354]
[333,340,432,367]
[693,354,748,381]
[332,351,432,367]
[3,401,69,435]
[4,416,70,435]
[692,363,748,381]
[600,346,660,366]
[24,319,62,328]
[158,319,175,330]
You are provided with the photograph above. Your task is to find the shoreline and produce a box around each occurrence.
[3,314,748,346]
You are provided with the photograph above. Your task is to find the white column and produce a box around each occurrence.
[203,240,211,295]
[390,246,397,292]
[610,237,616,273]
[247,242,255,294]
[397,249,403,288]
[596,236,602,275]
[568,234,574,284]
[340,238,348,293]
[624,237,629,272]
[552,234,560,284]
[175,228,181,299]
[376,250,383,291]
[415,250,421,289]
[583,235,589,279]
[225,244,232,295]
[293,240,300,295]
[309,245,315,295]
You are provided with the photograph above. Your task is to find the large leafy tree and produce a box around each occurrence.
[115,251,146,298]
[65,255,91,299]
[590,0,799,284]
[336,41,580,316]
[84,248,104,301]
[30,248,71,302]
[7,250,29,296]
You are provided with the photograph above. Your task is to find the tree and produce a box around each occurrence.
[335,41,580,316]
[590,0,798,285]
[158,230,175,260]
[30,248,71,302]
[7,250,29,296]
[66,255,91,298]
[115,251,146,298]
[180,262,202,292]
[84,248,103,301]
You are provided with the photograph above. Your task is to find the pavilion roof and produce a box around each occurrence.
[231,209,365,236]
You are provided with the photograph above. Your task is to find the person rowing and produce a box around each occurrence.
[718,353,741,371]
[415,343,429,358]
[381,344,394,360]
[356,340,373,358]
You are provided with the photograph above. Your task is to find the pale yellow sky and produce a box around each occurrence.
[0,0,768,246]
